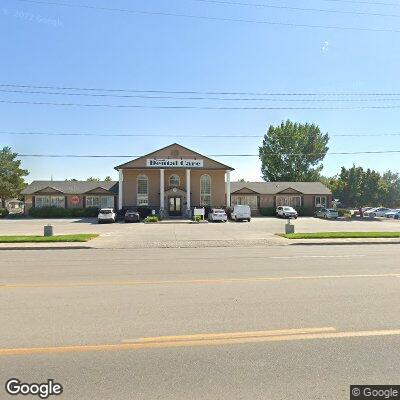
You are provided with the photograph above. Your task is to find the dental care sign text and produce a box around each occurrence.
[146,159,204,168]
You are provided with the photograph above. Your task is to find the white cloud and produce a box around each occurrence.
[321,41,329,54]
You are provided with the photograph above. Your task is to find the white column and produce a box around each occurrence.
[226,170,231,207]
[186,169,191,210]
[160,169,165,209]
[118,169,123,210]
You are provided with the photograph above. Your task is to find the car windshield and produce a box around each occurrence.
[283,207,293,211]
[327,209,336,212]
[100,210,112,214]
[214,210,225,214]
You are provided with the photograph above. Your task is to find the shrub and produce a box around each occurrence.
[0,208,9,218]
[28,207,99,218]
[194,215,202,222]
[144,215,158,223]
[297,206,313,217]
[260,207,276,217]
[336,208,351,217]
[136,206,153,219]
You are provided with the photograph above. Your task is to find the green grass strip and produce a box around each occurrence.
[280,232,400,239]
[0,234,99,243]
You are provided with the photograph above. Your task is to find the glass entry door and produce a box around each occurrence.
[168,197,182,216]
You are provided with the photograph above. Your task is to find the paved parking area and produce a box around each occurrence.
[0,217,398,248]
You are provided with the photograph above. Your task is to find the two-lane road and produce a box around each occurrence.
[1,244,400,399]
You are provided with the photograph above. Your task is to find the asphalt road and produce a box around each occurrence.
[1,244,400,399]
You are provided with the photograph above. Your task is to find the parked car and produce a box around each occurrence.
[276,206,298,219]
[208,208,227,222]
[230,204,251,222]
[384,209,400,219]
[315,208,339,219]
[97,208,116,223]
[364,207,392,218]
[124,210,140,223]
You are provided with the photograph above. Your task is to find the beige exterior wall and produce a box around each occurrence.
[66,195,84,208]
[259,195,275,208]
[121,168,226,208]
[24,195,33,214]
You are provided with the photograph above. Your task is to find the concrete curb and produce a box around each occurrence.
[0,245,92,250]
[286,240,400,246]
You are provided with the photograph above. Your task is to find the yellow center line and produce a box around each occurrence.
[2,327,400,356]
[1,273,399,289]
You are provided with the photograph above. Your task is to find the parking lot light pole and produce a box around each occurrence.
[160,169,165,210]
[186,169,191,212]
[118,169,123,210]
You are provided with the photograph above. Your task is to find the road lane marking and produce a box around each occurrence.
[1,273,399,289]
[2,327,400,356]
[123,327,336,343]
[270,255,366,259]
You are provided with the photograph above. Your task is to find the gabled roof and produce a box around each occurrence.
[21,181,119,195]
[230,181,332,195]
[114,143,234,171]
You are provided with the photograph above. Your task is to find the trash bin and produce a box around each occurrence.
[285,220,295,234]
[44,225,54,237]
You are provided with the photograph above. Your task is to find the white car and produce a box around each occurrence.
[385,209,400,219]
[97,208,116,223]
[208,209,227,222]
[364,207,392,218]
[231,204,251,222]
[276,206,298,219]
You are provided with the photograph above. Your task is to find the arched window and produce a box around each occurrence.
[200,174,211,206]
[169,174,180,187]
[137,174,149,206]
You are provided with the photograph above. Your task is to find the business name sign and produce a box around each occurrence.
[146,158,204,168]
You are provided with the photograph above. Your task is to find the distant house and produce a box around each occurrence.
[21,181,119,214]
[230,181,332,213]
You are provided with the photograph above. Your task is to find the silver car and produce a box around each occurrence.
[315,208,339,219]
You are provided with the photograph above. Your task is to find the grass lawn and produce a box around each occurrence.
[280,232,400,239]
[0,234,99,243]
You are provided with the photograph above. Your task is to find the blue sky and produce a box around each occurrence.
[1,0,400,182]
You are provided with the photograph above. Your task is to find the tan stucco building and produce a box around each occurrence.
[115,143,234,216]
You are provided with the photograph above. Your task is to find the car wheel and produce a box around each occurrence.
[248,218,251,222]
[371,213,376,218]
[324,214,327,219]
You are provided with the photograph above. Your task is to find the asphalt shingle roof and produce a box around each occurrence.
[21,181,119,195]
[230,181,332,195]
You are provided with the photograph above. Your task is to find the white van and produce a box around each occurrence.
[231,204,251,222]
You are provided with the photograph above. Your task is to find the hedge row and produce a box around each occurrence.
[0,208,9,218]
[28,207,99,218]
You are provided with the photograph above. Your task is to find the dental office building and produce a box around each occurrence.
[22,143,332,216]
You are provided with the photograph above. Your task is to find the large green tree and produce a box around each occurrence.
[329,165,385,216]
[380,170,400,208]
[259,120,329,181]
[0,147,29,208]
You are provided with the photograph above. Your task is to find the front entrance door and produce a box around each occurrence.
[168,197,182,216]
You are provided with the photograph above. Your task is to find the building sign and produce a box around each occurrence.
[146,158,204,168]
[71,196,80,205]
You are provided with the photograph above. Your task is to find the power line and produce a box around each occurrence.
[189,0,400,18]
[4,89,400,102]
[16,150,400,158]
[4,99,400,110]
[3,130,400,138]
[2,84,400,97]
[303,0,400,8]
[13,0,400,33]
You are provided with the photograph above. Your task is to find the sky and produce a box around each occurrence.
[1,0,400,183]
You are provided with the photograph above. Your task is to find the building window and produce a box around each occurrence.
[315,196,327,208]
[200,174,211,206]
[276,196,302,208]
[86,196,114,208]
[232,195,258,210]
[169,174,180,187]
[137,174,149,206]
[35,196,65,208]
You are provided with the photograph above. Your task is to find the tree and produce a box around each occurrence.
[329,165,385,216]
[259,120,329,181]
[0,147,29,208]
[104,176,112,181]
[380,170,400,207]
[86,177,100,182]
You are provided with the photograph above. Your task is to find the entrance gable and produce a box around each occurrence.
[115,143,234,171]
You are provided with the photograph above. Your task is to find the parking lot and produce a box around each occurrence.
[0,216,398,248]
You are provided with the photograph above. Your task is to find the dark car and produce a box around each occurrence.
[124,210,140,223]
